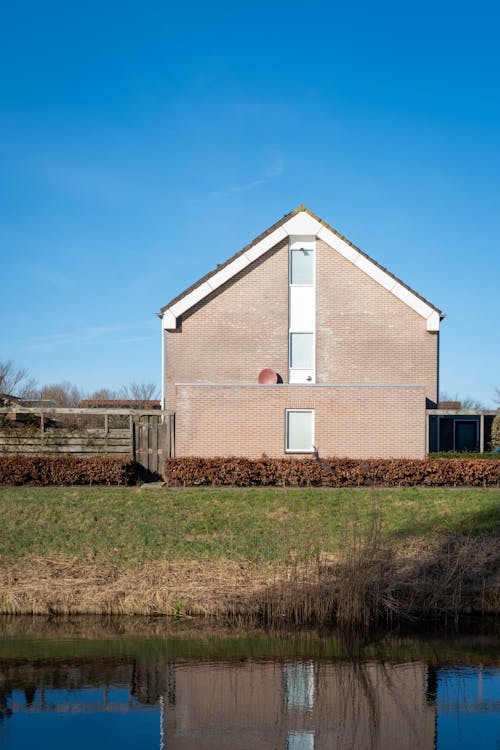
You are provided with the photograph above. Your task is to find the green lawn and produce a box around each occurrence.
[1,486,499,568]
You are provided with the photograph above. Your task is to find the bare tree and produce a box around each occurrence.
[86,387,119,401]
[120,382,160,407]
[439,391,485,409]
[460,396,485,410]
[38,381,83,407]
[0,360,37,403]
[493,386,500,407]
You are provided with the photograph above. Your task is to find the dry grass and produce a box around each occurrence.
[1,534,498,628]
[1,486,498,628]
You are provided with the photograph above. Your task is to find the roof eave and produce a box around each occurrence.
[159,206,443,330]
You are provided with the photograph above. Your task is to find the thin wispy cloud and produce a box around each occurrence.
[17,322,155,352]
[265,157,285,178]
[33,269,75,290]
[210,156,286,198]
[210,178,268,198]
[114,336,156,344]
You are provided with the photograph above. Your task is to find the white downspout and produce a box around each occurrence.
[161,322,166,414]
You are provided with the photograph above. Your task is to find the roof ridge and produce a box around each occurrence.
[158,207,442,320]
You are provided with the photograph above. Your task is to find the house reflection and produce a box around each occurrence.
[1,628,498,750]
[161,659,436,750]
[9,656,491,749]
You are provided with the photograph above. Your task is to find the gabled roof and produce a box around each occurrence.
[159,206,443,331]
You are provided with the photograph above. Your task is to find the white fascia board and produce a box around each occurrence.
[318,224,439,327]
[170,281,214,318]
[162,226,288,324]
[284,211,321,236]
[391,282,434,319]
[180,226,288,300]
[317,225,359,263]
[243,226,288,262]
[206,254,250,291]
[162,208,440,330]
[319,225,394,290]
[353,254,397,292]
[426,311,440,331]
[162,310,177,330]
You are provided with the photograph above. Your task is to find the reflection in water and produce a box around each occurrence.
[166,659,435,749]
[0,630,498,749]
[435,666,500,749]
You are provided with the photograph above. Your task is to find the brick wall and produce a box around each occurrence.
[165,239,289,410]
[175,384,426,459]
[165,237,438,411]
[316,239,438,403]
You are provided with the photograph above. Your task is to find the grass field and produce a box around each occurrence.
[1,485,499,566]
[0,486,499,623]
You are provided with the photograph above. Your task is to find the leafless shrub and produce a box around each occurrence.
[0,360,37,403]
[0,455,140,485]
[164,457,500,487]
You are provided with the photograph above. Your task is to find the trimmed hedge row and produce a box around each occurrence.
[164,457,500,487]
[428,451,500,460]
[0,455,141,486]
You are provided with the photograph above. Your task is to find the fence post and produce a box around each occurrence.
[130,415,136,460]
[170,413,175,457]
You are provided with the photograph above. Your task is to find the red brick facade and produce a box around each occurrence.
[164,238,290,411]
[161,208,440,459]
[175,384,426,459]
[315,240,438,400]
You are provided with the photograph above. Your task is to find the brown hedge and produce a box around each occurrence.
[0,455,141,486]
[164,457,500,487]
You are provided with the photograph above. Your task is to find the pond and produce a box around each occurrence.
[0,617,498,749]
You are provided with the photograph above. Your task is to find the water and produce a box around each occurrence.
[0,618,498,749]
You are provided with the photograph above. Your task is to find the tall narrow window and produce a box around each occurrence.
[286,732,314,750]
[289,333,314,369]
[290,248,314,285]
[289,236,315,384]
[286,410,314,452]
[284,662,315,709]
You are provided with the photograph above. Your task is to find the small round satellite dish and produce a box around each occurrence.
[258,368,278,384]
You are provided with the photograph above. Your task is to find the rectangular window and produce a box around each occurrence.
[290,248,314,285]
[289,333,314,369]
[286,732,314,750]
[283,662,315,709]
[286,410,314,452]
[289,236,315,383]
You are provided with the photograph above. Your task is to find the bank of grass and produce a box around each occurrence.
[0,486,499,625]
[0,615,499,666]
[1,486,499,566]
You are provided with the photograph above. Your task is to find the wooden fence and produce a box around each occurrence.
[133,413,175,476]
[0,407,175,477]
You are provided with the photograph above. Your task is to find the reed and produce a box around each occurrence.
[0,486,498,628]
[0,534,497,628]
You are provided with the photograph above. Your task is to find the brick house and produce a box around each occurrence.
[158,206,443,459]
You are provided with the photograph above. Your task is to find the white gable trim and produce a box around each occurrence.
[316,223,440,330]
[162,211,440,331]
[163,225,288,328]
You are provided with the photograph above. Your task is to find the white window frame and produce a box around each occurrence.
[289,237,316,384]
[289,332,315,370]
[290,246,315,286]
[285,409,315,453]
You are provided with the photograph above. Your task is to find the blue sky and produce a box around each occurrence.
[1,0,499,405]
